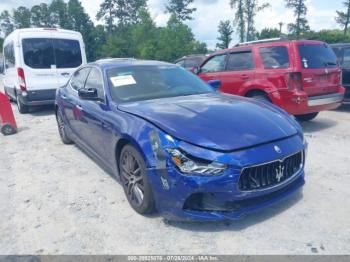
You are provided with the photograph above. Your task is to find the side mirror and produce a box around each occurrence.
[193,66,201,75]
[208,80,221,91]
[78,88,100,101]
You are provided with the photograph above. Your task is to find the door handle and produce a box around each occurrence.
[76,105,83,111]
[61,72,70,77]
[241,74,249,80]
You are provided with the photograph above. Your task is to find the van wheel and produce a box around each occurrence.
[247,91,271,103]
[295,113,319,121]
[16,96,29,114]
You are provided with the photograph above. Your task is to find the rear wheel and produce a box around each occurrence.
[16,95,29,114]
[247,91,271,103]
[119,145,155,215]
[295,112,319,121]
[56,110,74,144]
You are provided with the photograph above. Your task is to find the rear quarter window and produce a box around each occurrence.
[298,44,338,69]
[260,46,290,69]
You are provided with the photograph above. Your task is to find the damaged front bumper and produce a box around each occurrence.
[146,134,306,222]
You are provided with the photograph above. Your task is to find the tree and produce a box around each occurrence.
[50,0,70,28]
[13,6,31,28]
[230,0,245,42]
[97,0,147,31]
[256,27,281,39]
[245,0,270,41]
[285,0,309,39]
[31,3,51,27]
[166,0,196,21]
[216,20,234,49]
[305,29,350,44]
[0,11,14,36]
[336,0,350,35]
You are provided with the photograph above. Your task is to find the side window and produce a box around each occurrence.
[226,52,254,71]
[176,59,185,67]
[70,67,91,90]
[22,38,55,69]
[85,68,104,100]
[4,42,15,69]
[260,46,290,69]
[200,54,227,73]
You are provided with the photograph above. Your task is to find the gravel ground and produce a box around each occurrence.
[1,76,350,255]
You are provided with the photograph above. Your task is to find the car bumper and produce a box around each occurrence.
[147,136,306,222]
[18,89,56,106]
[270,87,345,115]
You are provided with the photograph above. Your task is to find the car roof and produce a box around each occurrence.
[210,39,326,56]
[90,58,175,70]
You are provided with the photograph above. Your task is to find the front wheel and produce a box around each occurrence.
[295,112,319,121]
[119,145,155,215]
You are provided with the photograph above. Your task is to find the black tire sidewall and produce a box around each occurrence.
[119,145,155,215]
[56,110,73,144]
[16,95,28,114]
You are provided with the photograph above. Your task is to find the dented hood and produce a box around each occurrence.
[118,93,298,152]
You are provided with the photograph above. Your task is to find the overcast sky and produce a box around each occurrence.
[0,0,344,48]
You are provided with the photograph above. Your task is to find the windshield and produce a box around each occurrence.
[298,44,338,69]
[107,65,213,103]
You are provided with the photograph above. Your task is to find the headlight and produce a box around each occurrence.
[166,148,227,175]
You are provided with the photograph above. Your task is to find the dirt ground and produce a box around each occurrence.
[1,75,350,255]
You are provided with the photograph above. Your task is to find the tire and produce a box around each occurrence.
[1,124,16,136]
[56,110,74,145]
[247,91,271,103]
[295,112,319,121]
[119,145,155,215]
[16,95,29,114]
[5,90,14,102]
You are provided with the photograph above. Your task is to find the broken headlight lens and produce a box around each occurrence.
[166,148,227,175]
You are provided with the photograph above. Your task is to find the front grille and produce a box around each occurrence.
[239,151,303,191]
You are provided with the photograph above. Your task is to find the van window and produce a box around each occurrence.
[70,67,91,90]
[22,38,82,69]
[53,39,82,68]
[201,54,227,73]
[4,42,15,69]
[260,46,290,69]
[23,38,55,69]
[298,44,338,69]
[226,52,254,71]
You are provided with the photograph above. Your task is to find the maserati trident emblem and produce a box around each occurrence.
[274,145,282,154]
[275,165,285,183]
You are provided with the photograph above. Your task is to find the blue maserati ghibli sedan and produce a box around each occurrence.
[55,59,307,221]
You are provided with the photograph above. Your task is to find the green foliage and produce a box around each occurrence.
[335,0,350,35]
[216,20,234,49]
[13,6,31,28]
[31,4,51,27]
[305,29,350,44]
[285,0,310,39]
[49,0,70,28]
[256,27,281,40]
[0,11,14,36]
[0,38,3,51]
[230,0,269,42]
[166,0,196,21]
[96,0,147,32]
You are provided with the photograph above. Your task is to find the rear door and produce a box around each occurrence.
[21,35,59,93]
[198,54,227,83]
[52,34,85,87]
[297,43,341,96]
[219,51,255,94]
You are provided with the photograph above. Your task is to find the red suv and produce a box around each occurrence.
[197,39,345,121]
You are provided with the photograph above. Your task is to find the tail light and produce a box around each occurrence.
[287,72,303,91]
[17,67,26,91]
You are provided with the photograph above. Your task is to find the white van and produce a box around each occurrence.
[2,28,87,113]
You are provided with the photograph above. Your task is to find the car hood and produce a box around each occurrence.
[118,93,298,152]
